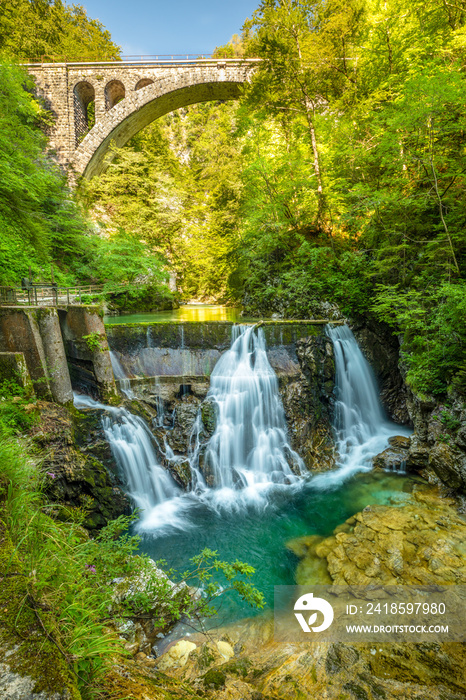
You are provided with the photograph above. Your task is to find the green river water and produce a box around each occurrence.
[137,471,419,626]
[104,304,248,324]
[103,306,416,628]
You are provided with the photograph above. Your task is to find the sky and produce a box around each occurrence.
[82,0,260,56]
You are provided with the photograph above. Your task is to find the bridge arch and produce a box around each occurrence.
[73,80,96,144]
[71,64,253,180]
[25,60,258,179]
[135,77,154,91]
[105,79,126,109]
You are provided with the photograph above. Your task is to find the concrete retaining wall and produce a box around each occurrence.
[0,305,117,404]
[105,321,328,380]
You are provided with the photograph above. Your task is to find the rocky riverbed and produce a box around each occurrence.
[150,484,466,700]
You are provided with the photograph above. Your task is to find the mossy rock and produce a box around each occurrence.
[203,668,226,689]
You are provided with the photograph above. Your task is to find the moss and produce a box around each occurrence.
[0,522,81,699]
[98,658,199,699]
[203,668,226,689]
[342,683,369,700]
[196,643,217,670]
[35,306,58,319]
[33,402,128,532]
[220,657,251,678]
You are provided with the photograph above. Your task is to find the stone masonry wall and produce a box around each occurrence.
[26,61,257,179]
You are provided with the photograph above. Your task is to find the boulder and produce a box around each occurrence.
[372,437,410,472]
[388,435,410,450]
[428,442,466,492]
[167,457,192,488]
[157,640,197,670]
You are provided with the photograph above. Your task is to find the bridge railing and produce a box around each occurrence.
[0,283,128,307]
[26,55,261,66]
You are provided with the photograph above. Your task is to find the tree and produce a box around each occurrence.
[0,0,120,61]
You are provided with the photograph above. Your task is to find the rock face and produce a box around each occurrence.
[279,334,336,470]
[373,435,410,472]
[404,395,466,493]
[428,442,466,491]
[350,315,466,496]
[32,401,129,530]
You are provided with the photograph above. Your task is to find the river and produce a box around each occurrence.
[75,316,414,625]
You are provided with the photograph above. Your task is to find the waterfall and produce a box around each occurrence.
[109,350,134,399]
[75,322,410,530]
[73,394,179,517]
[202,325,303,495]
[312,324,410,487]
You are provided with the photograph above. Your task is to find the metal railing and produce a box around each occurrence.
[25,55,261,67]
[0,284,127,307]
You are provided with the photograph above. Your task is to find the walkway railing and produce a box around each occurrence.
[25,55,261,67]
[0,284,127,307]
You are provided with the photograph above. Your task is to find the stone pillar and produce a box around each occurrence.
[59,305,118,403]
[0,308,73,404]
[35,308,73,404]
[94,82,106,122]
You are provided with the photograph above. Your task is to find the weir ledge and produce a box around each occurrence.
[0,310,341,403]
[106,320,342,387]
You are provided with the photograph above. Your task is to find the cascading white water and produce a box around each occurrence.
[77,322,410,530]
[73,394,179,516]
[312,324,410,487]
[202,325,303,495]
[109,350,134,399]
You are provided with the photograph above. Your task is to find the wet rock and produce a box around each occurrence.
[32,401,129,531]
[200,396,217,437]
[279,334,336,471]
[388,435,410,450]
[167,457,192,488]
[166,397,201,453]
[292,485,466,586]
[158,613,466,700]
[428,442,466,492]
[406,436,431,471]
[373,438,410,472]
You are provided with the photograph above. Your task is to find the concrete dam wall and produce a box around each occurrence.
[105,320,329,383]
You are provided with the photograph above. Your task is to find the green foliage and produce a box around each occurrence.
[0,436,264,697]
[82,333,103,352]
[83,103,243,301]
[0,0,120,62]
[0,61,91,285]
[0,379,38,434]
[372,282,466,395]
[108,282,177,313]
[437,410,461,434]
[229,0,466,397]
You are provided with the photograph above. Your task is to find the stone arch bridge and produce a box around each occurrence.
[26,59,259,180]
